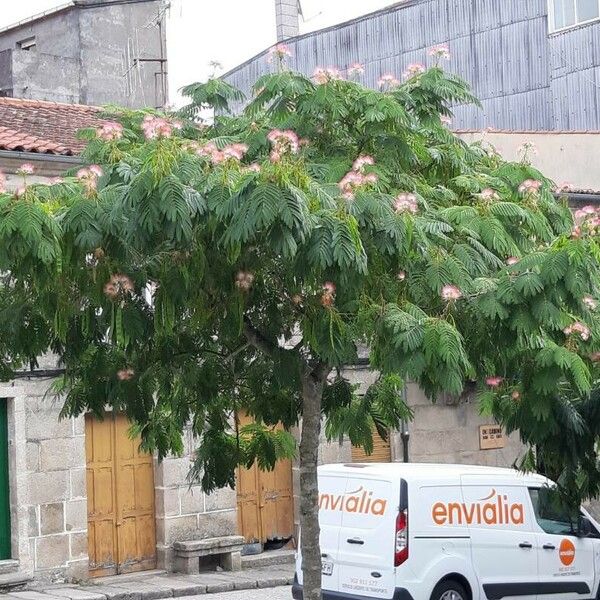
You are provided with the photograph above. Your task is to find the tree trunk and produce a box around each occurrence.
[299,370,325,600]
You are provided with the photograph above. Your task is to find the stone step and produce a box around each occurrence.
[242,549,295,569]
[0,571,32,592]
[0,560,20,575]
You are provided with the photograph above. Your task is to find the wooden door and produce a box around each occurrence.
[86,414,156,577]
[351,427,392,463]
[236,413,294,544]
[0,402,11,559]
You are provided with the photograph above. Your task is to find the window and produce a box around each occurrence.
[550,0,600,30]
[16,36,36,51]
[528,488,577,535]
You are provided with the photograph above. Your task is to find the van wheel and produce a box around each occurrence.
[430,580,468,600]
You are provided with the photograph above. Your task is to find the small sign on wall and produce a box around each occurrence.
[479,425,505,450]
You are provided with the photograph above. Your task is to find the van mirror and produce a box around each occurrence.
[577,515,592,538]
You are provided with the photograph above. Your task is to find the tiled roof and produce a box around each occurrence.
[0,97,107,156]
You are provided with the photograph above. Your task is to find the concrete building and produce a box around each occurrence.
[0,0,168,108]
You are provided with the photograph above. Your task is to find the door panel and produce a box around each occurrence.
[86,414,157,577]
[0,402,11,560]
[461,477,538,600]
[236,412,294,544]
[351,428,391,463]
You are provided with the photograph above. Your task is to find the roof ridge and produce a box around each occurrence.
[0,97,101,112]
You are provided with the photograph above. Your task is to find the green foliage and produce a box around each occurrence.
[2,63,600,511]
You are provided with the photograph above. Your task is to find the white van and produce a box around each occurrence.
[292,463,600,600]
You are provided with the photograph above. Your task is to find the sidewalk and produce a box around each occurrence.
[8,564,295,600]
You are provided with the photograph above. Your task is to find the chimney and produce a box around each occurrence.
[275,0,300,41]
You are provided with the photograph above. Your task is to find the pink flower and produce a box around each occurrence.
[348,62,365,77]
[441,284,462,301]
[267,43,292,63]
[338,169,377,200]
[76,166,102,192]
[223,143,249,161]
[397,271,406,281]
[15,186,26,197]
[440,115,452,126]
[393,193,419,214]
[17,163,35,175]
[511,390,521,401]
[480,188,499,201]
[312,67,343,84]
[321,282,336,308]
[485,376,504,388]
[0,170,5,193]
[564,322,591,341]
[574,205,596,223]
[428,44,450,60]
[352,155,375,172]
[117,368,135,381]
[104,274,134,300]
[506,256,520,266]
[518,179,542,195]
[97,122,124,141]
[270,150,281,163]
[571,225,582,239]
[402,63,426,80]
[235,271,254,292]
[141,114,174,140]
[583,295,597,310]
[378,74,400,90]
[555,181,572,193]
[267,129,300,155]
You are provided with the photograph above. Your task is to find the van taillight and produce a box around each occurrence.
[395,508,408,566]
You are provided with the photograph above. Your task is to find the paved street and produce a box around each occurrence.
[194,587,291,599]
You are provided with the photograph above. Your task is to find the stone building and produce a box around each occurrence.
[0,0,168,108]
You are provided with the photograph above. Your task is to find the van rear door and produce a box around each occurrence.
[296,472,346,592]
[336,475,398,599]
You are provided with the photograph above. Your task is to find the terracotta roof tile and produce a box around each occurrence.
[0,97,108,155]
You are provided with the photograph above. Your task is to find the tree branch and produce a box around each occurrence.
[242,317,279,357]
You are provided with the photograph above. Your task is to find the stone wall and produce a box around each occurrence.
[154,425,237,572]
[0,378,88,583]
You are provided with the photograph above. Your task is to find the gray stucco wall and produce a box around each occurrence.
[223,0,600,131]
[0,1,166,108]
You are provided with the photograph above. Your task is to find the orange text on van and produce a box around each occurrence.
[319,486,388,516]
[432,489,524,526]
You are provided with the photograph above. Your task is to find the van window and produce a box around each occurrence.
[528,488,575,535]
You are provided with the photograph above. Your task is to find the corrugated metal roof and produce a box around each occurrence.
[223,0,600,132]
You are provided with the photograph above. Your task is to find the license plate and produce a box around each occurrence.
[322,561,333,576]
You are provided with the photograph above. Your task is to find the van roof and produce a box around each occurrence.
[319,462,548,484]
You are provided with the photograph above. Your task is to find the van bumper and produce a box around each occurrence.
[292,576,415,600]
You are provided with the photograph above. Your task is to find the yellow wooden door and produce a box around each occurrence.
[86,414,157,577]
[236,413,294,543]
[351,427,392,463]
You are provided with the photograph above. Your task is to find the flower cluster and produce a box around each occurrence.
[197,141,248,165]
[141,115,181,140]
[480,188,499,201]
[428,44,450,60]
[17,163,35,176]
[393,193,419,214]
[555,181,572,193]
[517,141,538,162]
[313,67,342,84]
[338,155,377,199]
[267,43,292,64]
[403,63,426,80]
[77,165,103,192]
[441,284,462,301]
[378,74,400,90]
[97,122,124,141]
[397,271,406,281]
[321,282,336,308]
[511,390,521,401]
[235,271,254,292]
[486,376,504,388]
[506,256,520,266]
[583,295,597,310]
[572,205,600,238]
[117,368,135,381]
[347,62,365,77]
[104,274,134,300]
[564,321,591,341]
[267,129,300,162]
[518,179,542,195]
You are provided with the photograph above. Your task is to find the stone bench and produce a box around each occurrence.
[173,535,245,574]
